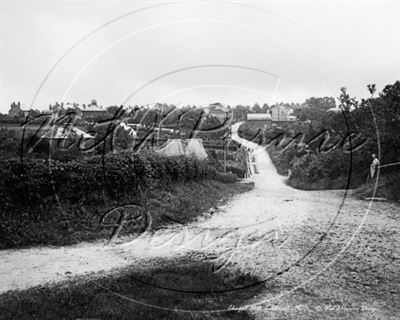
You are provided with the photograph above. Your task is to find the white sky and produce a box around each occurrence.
[0,0,399,113]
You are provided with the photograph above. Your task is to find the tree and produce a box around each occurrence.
[294,97,336,125]
[252,103,262,113]
[233,105,250,121]
[364,81,400,163]
[106,105,122,115]
[261,103,270,113]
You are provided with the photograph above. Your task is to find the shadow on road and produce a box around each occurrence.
[0,255,264,319]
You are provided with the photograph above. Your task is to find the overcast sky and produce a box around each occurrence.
[1,0,399,113]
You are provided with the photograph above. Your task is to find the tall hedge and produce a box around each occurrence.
[0,152,236,248]
[0,152,235,205]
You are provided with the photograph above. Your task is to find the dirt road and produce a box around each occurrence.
[0,123,398,319]
[0,123,335,292]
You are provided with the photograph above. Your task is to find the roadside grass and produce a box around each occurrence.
[0,256,263,320]
[269,140,400,200]
[266,146,290,177]
[0,180,254,249]
[287,176,348,190]
[143,180,254,229]
[353,174,400,201]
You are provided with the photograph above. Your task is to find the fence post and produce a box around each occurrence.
[224,139,227,173]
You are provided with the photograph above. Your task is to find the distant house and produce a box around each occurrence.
[8,102,30,118]
[204,103,229,122]
[245,113,272,130]
[270,105,297,122]
[49,103,66,115]
[76,99,107,119]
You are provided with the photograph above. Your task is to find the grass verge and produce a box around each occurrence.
[353,174,400,201]
[267,146,350,190]
[0,180,254,249]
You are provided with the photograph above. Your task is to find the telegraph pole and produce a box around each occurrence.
[224,139,227,173]
[222,124,232,174]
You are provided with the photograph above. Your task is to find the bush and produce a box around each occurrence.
[287,149,351,190]
[226,165,247,178]
[246,83,400,194]
[206,148,249,179]
[0,152,238,248]
[0,152,236,205]
[0,128,20,160]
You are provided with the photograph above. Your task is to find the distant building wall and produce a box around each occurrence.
[209,109,227,121]
[270,105,297,122]
[244,119,272,130]
[8,102,29,118]
[247,113,272,121]
[76,103,107,119]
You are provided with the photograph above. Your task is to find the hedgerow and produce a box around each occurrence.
[0,152,238,249]
[0,152,235,204]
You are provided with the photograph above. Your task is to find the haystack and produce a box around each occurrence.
[157,139,185,156]
[156,138,208,160]
[184,139,208,160]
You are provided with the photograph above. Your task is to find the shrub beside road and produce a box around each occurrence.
[0,152,249,249]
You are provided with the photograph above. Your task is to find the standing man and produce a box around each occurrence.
[370,154,380,179]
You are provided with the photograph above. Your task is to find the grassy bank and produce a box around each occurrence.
[0,152,252,249]
[238,128,350,190]
[0,179,253,250]
[267,145,351,190]
[0,256,262,319]
[352,174,400,201]
[266,146,290,177]
[267,144,400,197]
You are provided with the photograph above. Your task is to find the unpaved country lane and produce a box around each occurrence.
[228,123,400,319]
[0,122,398,320]
[0,122,341,294]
